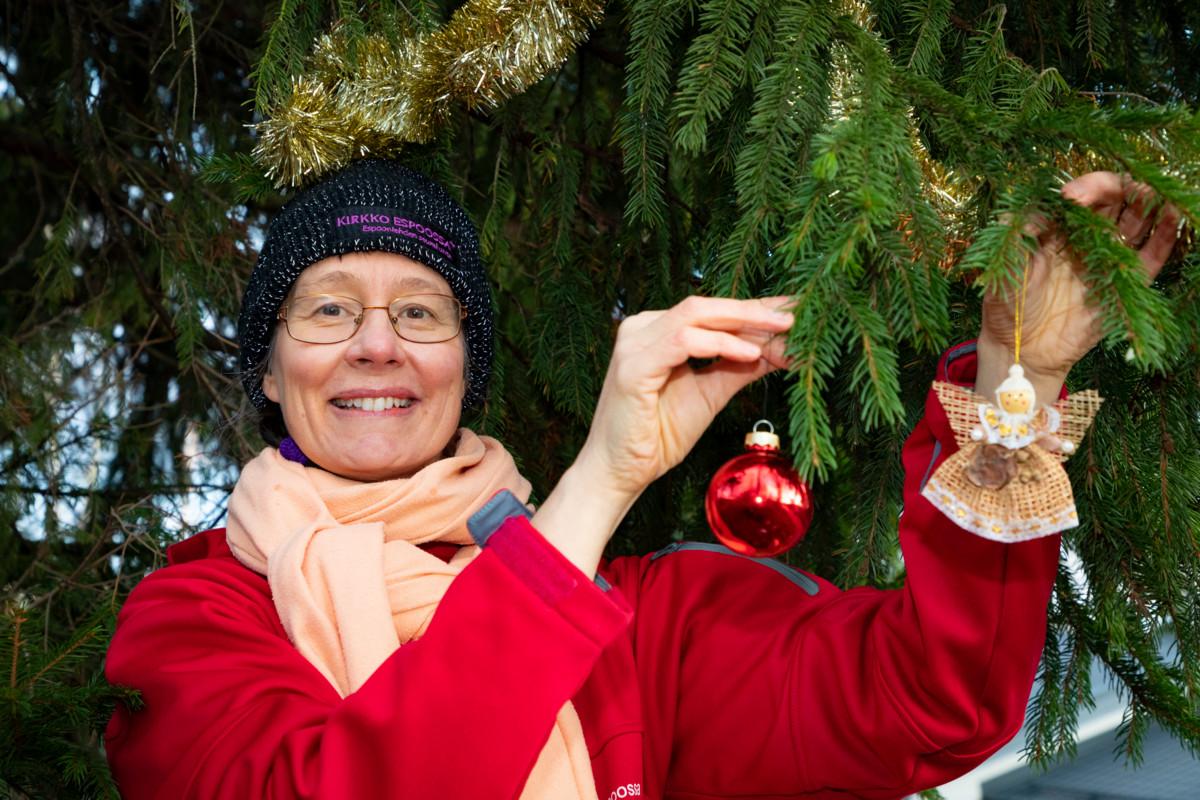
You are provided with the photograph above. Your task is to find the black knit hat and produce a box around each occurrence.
[238,159,493,410]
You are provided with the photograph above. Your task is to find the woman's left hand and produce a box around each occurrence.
[531,296,792,578]
[575,296,794,503]
[977,171,1182,401]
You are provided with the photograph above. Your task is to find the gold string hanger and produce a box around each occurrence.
[1012,261,1031,366]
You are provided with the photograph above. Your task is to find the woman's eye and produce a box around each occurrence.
[317,303,348,317]
[399,305,433,320]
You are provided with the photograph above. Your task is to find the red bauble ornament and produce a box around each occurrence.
[705,420,813,557]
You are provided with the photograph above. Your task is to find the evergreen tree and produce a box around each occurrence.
[1,1,1197,796]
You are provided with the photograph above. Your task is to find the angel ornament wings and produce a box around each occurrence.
[921,364,1103,542]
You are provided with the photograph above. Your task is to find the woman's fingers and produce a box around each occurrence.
[1060,171,1125,211]
[1138,205,1181,280]
[665,294,794,332]
[617,296,793,374]
[686,334,788,407]
[578,294,797,502]
[683,360,772,415]
[1117,184,1156,245]
[662,328,792,422]
[1061,171,1181,281]
[666,327,764,363]
[611,296,794,418]
[623,295,791,334]
[1061,172,1152,233]
[759,331,792,369]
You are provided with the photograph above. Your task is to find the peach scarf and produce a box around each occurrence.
[225,429,598,800]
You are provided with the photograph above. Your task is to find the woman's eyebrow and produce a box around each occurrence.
[300,269,358,292]
[392,276,442,293]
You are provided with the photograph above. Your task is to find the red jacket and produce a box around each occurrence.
[105,342,1060,798]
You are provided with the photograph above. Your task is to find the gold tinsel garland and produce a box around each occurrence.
[253,0,606,188]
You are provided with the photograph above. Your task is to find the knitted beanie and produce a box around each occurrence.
[238,159,493,410]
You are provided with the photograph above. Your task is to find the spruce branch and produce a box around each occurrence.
[715,0,832,295]
[842,287,904,429]
[958,4,1012,108]
[619,0,690,227]
[672,0,757,154]
[250,0,326,114]
[1072,0,1112,70]
[835,425,903,588]
[958,183,1042,294]
[782,271,844,481]
[902,0,952,77]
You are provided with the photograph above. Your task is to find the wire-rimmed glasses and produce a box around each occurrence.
[278,294,465,345]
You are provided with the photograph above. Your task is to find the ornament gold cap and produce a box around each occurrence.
[745,419,781,449]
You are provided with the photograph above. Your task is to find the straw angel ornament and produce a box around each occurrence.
[921,172,1181,543]
[921,364,1102,541]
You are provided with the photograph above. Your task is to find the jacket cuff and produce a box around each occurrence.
[470,490,615,593]
[937,340,981,387]
[924,341,979,460]
[467,489,534,546]
[469,494,632,642]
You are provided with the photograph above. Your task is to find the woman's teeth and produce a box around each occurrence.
[332,397,414,411]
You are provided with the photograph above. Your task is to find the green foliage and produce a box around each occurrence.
[713,0,832,298]
[33,200,79,306]
[1,0,1199,795]
[902,0,953,77]
[1,605,127,799]
[1059,197,1179,369]
[672,0,758,154]
[198,152,280,204]
[618,0,690,228]
[249,0,326,113]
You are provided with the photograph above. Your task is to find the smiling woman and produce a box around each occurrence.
[102,159,1181,800]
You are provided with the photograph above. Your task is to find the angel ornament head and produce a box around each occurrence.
[997,365,1035,414]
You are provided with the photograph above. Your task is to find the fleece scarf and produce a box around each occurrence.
[225,429,598,799]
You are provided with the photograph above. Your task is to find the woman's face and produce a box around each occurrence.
[262,251,466,481]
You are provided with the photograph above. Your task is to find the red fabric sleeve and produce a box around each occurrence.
[613,340,1061,798]
[105,516,631,799]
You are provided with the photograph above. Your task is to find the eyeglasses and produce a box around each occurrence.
[278,294,465,345]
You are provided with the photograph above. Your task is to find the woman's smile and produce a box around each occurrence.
[329,390,418,413]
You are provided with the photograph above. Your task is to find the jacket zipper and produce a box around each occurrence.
[649,542,820,596]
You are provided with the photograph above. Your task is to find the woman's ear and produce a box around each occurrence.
[263,368,279,404]
[261,335,280,403]
[262,345,281,404]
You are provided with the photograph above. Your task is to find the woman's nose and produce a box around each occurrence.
[346,307,408,363]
